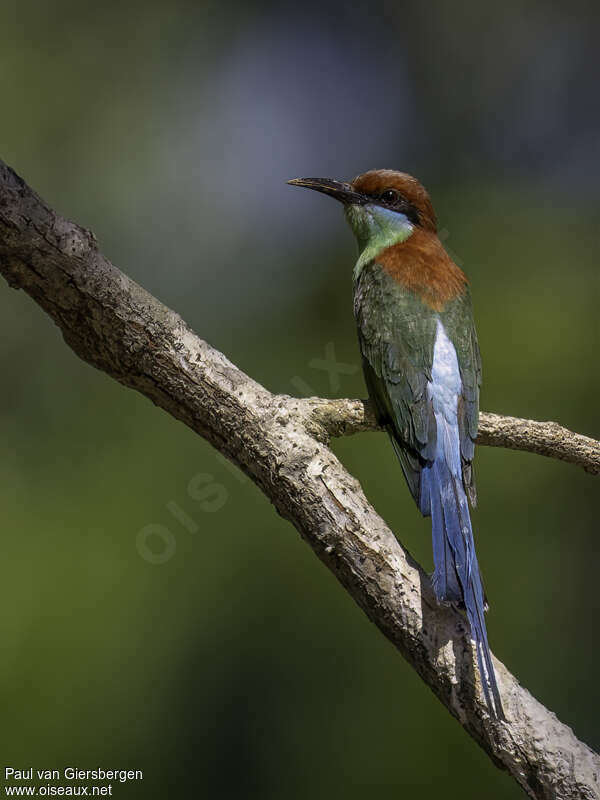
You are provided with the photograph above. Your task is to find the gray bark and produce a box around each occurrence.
[306,398,600,474]
[0,159,598,799]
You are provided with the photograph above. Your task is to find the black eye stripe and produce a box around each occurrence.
[365,189,421,226]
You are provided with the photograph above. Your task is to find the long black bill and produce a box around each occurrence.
[287,177,365,205]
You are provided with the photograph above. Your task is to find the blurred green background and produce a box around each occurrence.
[1,0,599,797]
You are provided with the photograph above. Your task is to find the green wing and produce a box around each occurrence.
[354,262,436,503]
[354,261,481,507]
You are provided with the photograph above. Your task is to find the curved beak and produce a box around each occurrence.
[287,177,365,205]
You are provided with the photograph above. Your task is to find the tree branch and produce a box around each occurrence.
[1,159,598,800]
[302,398,600,475]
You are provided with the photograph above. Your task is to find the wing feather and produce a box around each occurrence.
[354,262,480,510]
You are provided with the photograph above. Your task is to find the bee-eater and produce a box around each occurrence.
[288,170,503,718]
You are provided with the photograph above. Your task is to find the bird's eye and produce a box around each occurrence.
[380,189,401,204]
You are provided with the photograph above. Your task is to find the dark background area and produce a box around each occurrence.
[1,0,599,796]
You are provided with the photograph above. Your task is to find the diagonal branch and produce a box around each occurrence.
[0,159,598,800]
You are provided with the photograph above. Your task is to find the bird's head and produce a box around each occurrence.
[288,169,437,272]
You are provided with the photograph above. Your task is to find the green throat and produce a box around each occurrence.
[344,204,414,279]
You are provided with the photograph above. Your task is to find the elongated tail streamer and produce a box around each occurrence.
[421,458,504,718]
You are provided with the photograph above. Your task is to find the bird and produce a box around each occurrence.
[288,170,503,718]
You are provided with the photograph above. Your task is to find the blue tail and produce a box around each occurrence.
[421,458,504,718]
